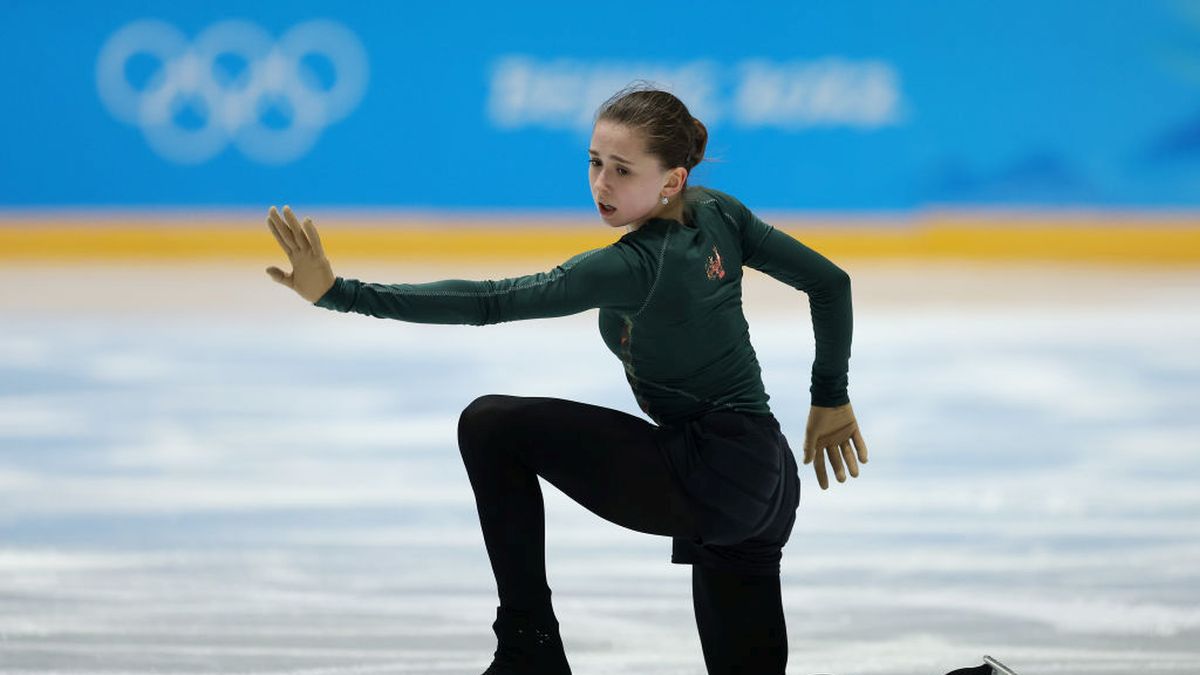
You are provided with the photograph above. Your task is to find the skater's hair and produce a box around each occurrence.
[594,81,708,187]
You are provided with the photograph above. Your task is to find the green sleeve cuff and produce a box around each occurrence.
[313,276,355,311]
[810,371,850,407]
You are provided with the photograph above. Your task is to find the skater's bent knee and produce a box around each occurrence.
[457,394,519,451]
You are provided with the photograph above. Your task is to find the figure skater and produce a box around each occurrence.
[265,83,869,675]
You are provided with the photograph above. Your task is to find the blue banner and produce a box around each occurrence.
[1,0,1197,210]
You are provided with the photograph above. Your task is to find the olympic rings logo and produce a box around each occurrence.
[96,19,369,165]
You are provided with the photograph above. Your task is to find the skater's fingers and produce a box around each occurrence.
[266,215,293,258]
[282,205,312,254]
[826,441,846,483]
[302,216,326,258]
[265,266,292,287]
[268,206,298,255]
[853,429,868,463]
[803,432,817,465]
[813,448,829,490]
[841,442,860,478]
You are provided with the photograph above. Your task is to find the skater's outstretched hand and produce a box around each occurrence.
[265,205,336,303]
[803,402,868,490]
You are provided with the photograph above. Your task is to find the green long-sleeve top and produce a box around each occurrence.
[314,185,853,426]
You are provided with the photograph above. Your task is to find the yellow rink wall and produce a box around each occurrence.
[1,211,1198,265]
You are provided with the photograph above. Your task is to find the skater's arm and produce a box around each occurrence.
[712,193,869,490]
[713,190,853,407]
[265,204,646,324]
[716,195,868,492]
[313,244,646,325]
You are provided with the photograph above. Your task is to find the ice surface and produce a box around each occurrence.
[1,259,1197,674]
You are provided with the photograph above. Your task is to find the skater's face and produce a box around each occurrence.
[589,120,687,231]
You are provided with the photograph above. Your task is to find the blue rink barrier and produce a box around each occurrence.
[0,1,1197,210]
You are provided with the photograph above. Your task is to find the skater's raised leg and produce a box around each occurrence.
[457,394,702,673]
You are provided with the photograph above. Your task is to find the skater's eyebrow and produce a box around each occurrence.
[588,149,634,164]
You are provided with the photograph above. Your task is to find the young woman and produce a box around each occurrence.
[265,84,869,675]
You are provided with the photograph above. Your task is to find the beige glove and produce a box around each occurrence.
[265,204,336,303]
[803,401,869,490]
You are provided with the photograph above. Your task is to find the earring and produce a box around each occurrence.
[661,196,669,205]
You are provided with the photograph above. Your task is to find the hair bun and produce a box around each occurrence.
[689,117,709,171]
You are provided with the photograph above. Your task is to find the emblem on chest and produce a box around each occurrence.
[705,244,726,280]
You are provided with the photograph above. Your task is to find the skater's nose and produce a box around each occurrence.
[592,168,614,194]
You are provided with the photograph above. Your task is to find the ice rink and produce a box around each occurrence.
[2,258,1198,674]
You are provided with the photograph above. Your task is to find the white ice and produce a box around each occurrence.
[0,259,1197,674]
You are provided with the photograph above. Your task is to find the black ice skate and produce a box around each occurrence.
[944,654,1019,675]
[480,605,572,675]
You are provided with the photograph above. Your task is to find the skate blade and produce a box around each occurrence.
[983,655,1019,675]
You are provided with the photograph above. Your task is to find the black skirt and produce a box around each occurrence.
[654,408,801,576]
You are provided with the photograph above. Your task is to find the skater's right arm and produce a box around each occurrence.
[315,245,647,325]
[265,205,650,324]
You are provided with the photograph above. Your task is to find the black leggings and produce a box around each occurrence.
[457,394,789,674]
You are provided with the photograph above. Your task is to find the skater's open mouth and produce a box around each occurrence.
[598,200,616,216]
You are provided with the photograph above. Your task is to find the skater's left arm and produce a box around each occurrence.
[714,191,868,490]
[717,190,853,407]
